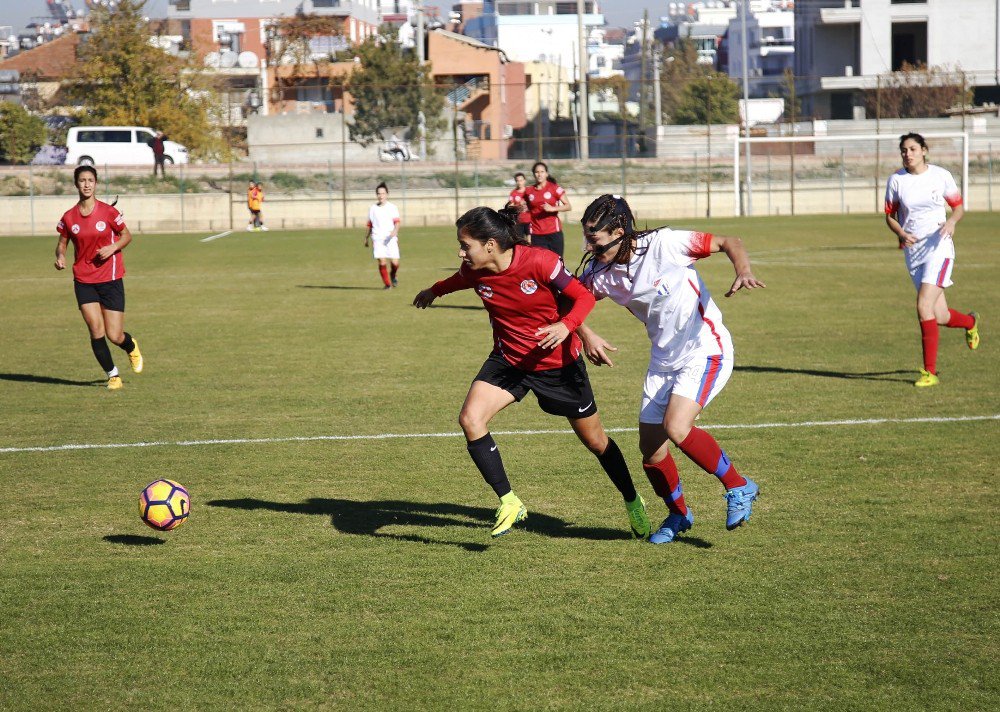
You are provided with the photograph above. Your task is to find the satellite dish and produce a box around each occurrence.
[219,50,238,68]
[237,51,258,68]
[204,51,221,67]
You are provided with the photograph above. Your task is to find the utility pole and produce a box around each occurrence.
[416,1,425,65]
[577,0,589,160]
[653,47,662,128]
[639,9,648,137]
[740,0,753,215]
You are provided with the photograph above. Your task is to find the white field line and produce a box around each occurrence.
[200,230,233,243]
[1,414,996,455]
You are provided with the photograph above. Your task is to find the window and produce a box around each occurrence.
[78,130,131,143]
[316,128,324,138]
[891,21,927,70]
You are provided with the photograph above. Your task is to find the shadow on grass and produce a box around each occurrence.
[0,372,104,387]
[206,497,631,552]
[735,365,912,383]
[297,285,384,291]
[103,534,165,546]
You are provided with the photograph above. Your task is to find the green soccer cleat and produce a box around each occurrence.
[966,312,980,350]
[625,495,651,539]
[491,493,527,538]
[914,369,939,388]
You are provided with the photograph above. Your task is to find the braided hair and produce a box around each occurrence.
[456,205,530,250]
[575,194,659,278]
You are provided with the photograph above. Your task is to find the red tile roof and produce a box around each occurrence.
[0,33,81,81]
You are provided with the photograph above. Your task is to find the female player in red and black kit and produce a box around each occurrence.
[55,165,143,389]
[413,206,650,539]
[524,161,572,257]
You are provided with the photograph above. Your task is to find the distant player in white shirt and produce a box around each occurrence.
[885,133,980,387]
[364,182,401,289]
[576,195,765,544]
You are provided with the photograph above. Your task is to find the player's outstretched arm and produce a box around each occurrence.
[413,288,437,308]
[711,235,766,297]
[577,323,618,368]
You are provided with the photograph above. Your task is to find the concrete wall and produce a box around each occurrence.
[7,178,994,236]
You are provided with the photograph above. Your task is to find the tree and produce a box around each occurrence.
[0,102,48,164]
[345,31,445,148]
[658,38,708,123]
[865,63,972,119]
[673,73,741,125]
[589,75,631,122]
[66,0,220,158]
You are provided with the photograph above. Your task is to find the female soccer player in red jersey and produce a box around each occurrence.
[884,132,979,387]
[506,171,532,241]
[413,206,650,539]
[575,195,764,544]
[524,161,571,257]
[54,166,143,389]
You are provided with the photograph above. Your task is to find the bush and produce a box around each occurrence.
[0,104,48,164]
[268,172,307,190]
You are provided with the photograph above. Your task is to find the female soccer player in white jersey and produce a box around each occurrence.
[884,132,980,387]
[413,206,651,540]
[54,165,143,389]
[364,182,401,289]
[575,195,764,544]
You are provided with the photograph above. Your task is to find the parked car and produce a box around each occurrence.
[65,126,189,166]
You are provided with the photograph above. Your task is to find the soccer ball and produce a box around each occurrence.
[139,479,190,531]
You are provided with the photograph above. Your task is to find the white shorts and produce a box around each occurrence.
[372,236,400,260]
[639,354,733,425]
[907,239,955,290]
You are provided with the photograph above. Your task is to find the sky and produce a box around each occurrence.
[0,0,655,36]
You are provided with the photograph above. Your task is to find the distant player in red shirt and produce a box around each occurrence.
[413,206,650,540]
[524,161,572,257]
[54,166,143,390]
[506,171,532,241]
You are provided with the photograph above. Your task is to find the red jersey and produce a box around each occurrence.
[431,245,595,371]
[508,187,531,225]
[56,200,128,283]
[524,180,566,235]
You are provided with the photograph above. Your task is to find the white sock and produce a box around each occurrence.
[107,367,119,378]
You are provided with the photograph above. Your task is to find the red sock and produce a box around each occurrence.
[642,452,687,515]
[378,264,390,286]
[920,319,939,374]
[677,427,747,490]
[390,263,398,280]
[945,310,974,330]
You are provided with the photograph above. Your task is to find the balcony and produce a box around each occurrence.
[820,1,862,24]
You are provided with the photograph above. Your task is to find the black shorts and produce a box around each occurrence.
[531,231,564,258]
[74,279,125,311]
[518,223,531,238]
[474,352,598,419]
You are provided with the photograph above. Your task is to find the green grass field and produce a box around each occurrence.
[1,214,997,710]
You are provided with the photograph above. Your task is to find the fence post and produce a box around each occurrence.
[228,157,234,230]
[693,150,699,218]
[401,157,407,225]
[328,159,333,227]
[28,164,35,236]
[179,162,185,233]
[840,146,845,214]
[989,142,993,212]
[766,152,771,216]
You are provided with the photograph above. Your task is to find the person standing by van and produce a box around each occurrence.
[148,131,167,178]
[54,166,144,390]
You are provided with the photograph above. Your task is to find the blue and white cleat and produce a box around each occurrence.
[649,510,694,544]
[724,478,759,530]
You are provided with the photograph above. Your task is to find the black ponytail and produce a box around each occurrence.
[456,206,530,250]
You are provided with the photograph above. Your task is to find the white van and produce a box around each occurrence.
[65,126,189,166]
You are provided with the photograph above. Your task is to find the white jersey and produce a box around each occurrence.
[885,165,962,267]
[367,202,400,241]
[582,228,733,372]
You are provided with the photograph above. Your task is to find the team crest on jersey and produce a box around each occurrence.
[96,221,107,232]
[520,279,538,295]
[543,191,552,200]
[653,278,670,296]
[477,284,494,299]
[71,224,80,234]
